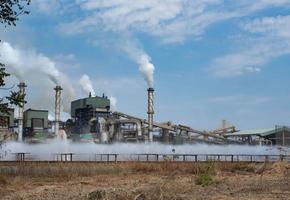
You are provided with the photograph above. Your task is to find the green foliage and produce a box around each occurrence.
[0,0,31,26]
[0,0,30,116]
[0,66,10,86]
[0,65,26,114]
[195,173,214,186]
[6,90,26,106]
[194,161,216,186]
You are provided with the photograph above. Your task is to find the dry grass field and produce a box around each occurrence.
[0,161,289,200]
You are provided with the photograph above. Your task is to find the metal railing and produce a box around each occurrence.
[2,153,290,163]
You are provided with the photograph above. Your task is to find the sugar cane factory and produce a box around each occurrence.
[1,80,290,147]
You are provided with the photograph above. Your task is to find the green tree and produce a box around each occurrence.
[0,0,30,115]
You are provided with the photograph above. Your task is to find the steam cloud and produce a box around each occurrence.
[79,74,96,97]
[138,54,155,88]
[121,39,155,88]
[0,41,75,116]
[109,96,117,111]
[2,141,281,161]
[0,42,60,84]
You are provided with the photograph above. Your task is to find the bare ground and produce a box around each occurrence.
[0,162,289,200]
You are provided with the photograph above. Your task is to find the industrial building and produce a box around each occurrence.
[225,126,290,146]
[70,93,111,135]
[23,109,49,137]
[1,80,290,146]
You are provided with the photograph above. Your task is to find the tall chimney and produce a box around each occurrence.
[54,86,62,137]
[17,82,26,142]
[222,119,227,129]
[147,88,154,142]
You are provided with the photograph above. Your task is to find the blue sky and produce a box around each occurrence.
[1,0,290,130]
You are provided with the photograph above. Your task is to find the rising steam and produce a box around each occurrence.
[0,41,75,115]
[138,54,155,88]
[0,42,60,84]
[120,39,155,88]
[109,96,117,111]
[2,141,279,161]
[79,74,96,97]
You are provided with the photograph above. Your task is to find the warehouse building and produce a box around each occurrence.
[71,94,110,134]
[23,109,49,137]
[225,126,290,146]
[261,126,290,146]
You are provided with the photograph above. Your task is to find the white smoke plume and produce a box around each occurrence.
[0,41,75,115]
[0,42,60,84]
[109,96,117,111]
[120,39,155,88]
[79,74,96,97]
[138,54,155,88]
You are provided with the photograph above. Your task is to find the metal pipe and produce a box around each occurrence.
[147,88,154,142]
[54,86,62,137]
[17,82,26,141]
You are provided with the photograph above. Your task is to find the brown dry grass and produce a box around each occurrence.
[0,161,289,200]
[0,161,253,177]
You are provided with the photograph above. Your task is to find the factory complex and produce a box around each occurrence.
[0,82,290,146]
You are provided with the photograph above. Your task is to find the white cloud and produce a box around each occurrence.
[31,0,62,14]
[241,15,290,39]
[209,15,290,77]
[58,0,290,43]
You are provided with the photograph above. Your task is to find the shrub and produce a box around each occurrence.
[87,190,106,200]
[195,174,214,186]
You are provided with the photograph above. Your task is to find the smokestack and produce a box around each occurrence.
[17,82,26,142]
[222,120,227,129]
[54,85,62,137]
[147,88,154,142]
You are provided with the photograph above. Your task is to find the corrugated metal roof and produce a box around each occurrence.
[226,128,274,137]
[260,127,290,137]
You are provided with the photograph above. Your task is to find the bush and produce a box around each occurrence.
[195,174,214,186]
[87,190,106,200]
